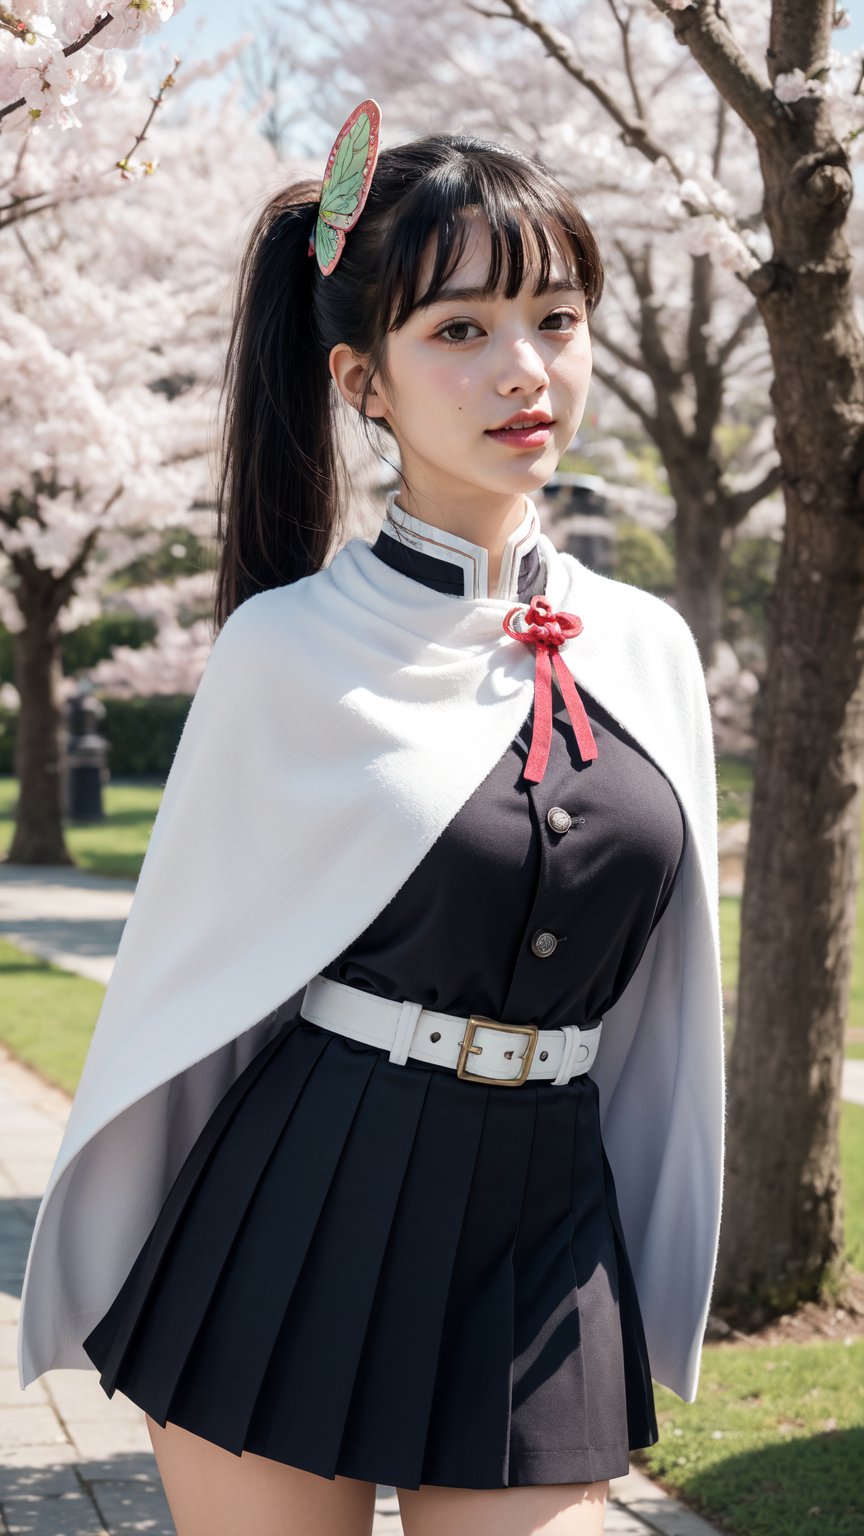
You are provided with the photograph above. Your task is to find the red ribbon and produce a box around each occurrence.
[503,595,598,784]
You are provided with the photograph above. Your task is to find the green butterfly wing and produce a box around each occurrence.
[320,112,372,229]
[313,216,342,273]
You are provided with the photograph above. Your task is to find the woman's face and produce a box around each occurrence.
[354,210,593,514]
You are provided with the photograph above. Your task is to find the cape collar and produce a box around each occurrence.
[370,490,547,602]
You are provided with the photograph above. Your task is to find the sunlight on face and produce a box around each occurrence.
[371,208,593,516]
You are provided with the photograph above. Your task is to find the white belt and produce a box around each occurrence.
[299,974,603,1087]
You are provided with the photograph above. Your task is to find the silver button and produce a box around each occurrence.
[531,930,558,958]
[547,806,572,834]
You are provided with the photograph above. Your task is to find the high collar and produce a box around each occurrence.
[369,490,547,602]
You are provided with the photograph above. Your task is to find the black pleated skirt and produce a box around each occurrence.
[82,1010,659,1489]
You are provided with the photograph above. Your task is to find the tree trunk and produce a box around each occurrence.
[713,120,864,1321]
[669,476,733,666]
[5,589,74,867]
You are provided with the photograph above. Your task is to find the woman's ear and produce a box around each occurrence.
[329,342,391,423]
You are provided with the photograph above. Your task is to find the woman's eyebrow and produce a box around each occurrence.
[420,278,585,307]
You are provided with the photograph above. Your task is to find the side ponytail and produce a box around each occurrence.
[214,181,340,631]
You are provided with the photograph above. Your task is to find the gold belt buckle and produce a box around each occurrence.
[456,1015,539,1086]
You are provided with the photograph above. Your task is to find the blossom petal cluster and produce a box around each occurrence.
[0,1,185,129]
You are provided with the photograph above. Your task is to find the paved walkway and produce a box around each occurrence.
[0,857,839,1534]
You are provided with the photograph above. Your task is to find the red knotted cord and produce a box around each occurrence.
[502,595,598,784]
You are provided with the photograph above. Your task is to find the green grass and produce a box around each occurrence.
[0,776,162,879]
[0,937,105,1096]
[841,1101,864,1268]
[637,1102,864,1533]
[643,1336,863,1536]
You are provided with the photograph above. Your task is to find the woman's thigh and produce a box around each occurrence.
[145,1415,377,1536]
[397,1477,610,1536]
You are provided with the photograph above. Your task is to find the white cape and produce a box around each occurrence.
[17,525,725,1404]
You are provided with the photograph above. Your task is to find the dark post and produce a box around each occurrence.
[62,680,109,822]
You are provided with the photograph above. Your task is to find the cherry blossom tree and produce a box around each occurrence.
[0,48,286,863]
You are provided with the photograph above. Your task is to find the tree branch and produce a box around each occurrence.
[589,321,653,377]
[602,0,646,121]
[646,0,794,141]
[715,301,760,367]
[0,59,180,228]
[589,355,659,440]
[723,459,784,526]
[0,9,116,124]
[484,0,767,263]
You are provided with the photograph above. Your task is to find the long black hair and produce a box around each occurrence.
[213,128,604,630]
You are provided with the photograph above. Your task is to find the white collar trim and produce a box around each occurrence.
[380,491,541,600]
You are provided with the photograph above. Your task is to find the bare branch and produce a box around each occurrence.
[589,355,659,440]
[602,0,646,121]
[611,238,677,384]
[588,321,653,377]
[711,90,728,179]
[715,301,760,367]
[724,460,784,526]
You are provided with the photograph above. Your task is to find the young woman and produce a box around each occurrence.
[17,101,725,1536]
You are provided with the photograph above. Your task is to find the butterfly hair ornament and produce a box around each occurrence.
[308,98,382,276]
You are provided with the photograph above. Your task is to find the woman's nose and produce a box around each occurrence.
[496,337,550,393]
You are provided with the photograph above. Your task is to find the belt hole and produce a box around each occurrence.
[540,1050,549,1060]
[504,1049,514,1059]
[430,1031,441,1042]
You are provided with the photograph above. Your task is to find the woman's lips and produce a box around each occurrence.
[484,422,554,448]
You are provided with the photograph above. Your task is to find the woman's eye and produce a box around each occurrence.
[541,309,584,333]
[436,320,482,345]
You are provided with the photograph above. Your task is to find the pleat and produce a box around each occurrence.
[560,1077,632,1482]
[418,1085,540,1488]
[86,1019,333,1422]
[161,1027,385,1451]
[83,1018,310,1398]
[333,1068,496,1489]
[598,1128,660,1450]
[508,1085,590,1483]
[239,1056,439,1474]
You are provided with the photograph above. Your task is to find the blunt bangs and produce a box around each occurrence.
[379,145,602,332]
